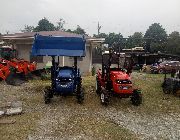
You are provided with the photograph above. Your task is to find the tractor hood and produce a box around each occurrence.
[110,71,130,80]
[57,69,74,78]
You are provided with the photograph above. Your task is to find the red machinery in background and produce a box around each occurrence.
[0,63,10,80]
[0,46,36,84]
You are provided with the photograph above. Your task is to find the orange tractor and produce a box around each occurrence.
[0,63,10,81]
[0,46,36,84]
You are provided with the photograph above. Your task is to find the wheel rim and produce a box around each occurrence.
[101,93,105,103]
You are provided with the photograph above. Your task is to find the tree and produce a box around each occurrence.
[21,25,34,32]
[93,33,108,38]
[73,25,86,35]
[55,18,65,31]
[105,32,123,47]
[33,17,56,32]
[144,23,167,52]
[93,33,108,55]
[165,31,180,55]
[126,32,143,48]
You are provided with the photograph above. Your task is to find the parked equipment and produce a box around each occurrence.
[31,35,86,104]
[162,69,180,95]
[0,46,36,84]
[96,48,142,106]
[0,63,10,81]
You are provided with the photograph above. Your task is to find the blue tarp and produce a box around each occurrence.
[31,35,86,57]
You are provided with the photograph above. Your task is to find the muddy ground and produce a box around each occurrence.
[0,72,180,140]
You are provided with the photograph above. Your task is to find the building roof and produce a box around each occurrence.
[1,31,105,44]
[2,31,83,39]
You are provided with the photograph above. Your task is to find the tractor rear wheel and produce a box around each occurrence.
[77,89,84,104]
[131,89,142,106]
[76,78,84,104]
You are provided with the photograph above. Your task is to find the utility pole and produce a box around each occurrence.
[97,22,101,35]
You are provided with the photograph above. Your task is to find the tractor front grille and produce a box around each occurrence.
[116,79,132,84]
[56,78,72,85]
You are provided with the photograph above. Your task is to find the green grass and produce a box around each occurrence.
[0,112,40,140]
[0,73,179,139]
[132,73,180,114]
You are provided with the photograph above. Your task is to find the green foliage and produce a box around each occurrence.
[33,17,56,32]
[65,25,86,35]
[93,33,108,38]
[126,32,144,48]
[106,32,123,47]
[165,31,180,55]
[21,25,34,32]
[55,18,65,31]
[144,23,167,43]
[73,25,86,35]
[144,23,167,52]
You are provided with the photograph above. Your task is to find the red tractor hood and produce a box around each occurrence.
[110,71,130,80]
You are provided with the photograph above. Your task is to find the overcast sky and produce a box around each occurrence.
[0,0,180,37]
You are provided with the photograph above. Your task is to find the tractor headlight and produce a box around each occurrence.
[115,79,121,84]
[69,78,72,81]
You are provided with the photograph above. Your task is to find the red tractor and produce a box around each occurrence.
[96,48,142,106]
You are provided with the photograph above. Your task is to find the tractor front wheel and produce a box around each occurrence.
[100,89,109,106]
[131,89,142,106]
[96,78,101,95]
[44,86,53,104]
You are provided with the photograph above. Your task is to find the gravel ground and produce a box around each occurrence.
[28,103,180,140]
[1,73,180,140]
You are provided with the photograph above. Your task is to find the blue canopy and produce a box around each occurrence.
[31,35,86,57]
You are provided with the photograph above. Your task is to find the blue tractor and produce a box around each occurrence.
[32,35,86,104]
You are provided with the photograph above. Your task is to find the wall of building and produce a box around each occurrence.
[15,44,32,61]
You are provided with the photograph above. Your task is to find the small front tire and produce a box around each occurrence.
[44,86,53,104]
[100,90,109,106]
[131,90,142,106]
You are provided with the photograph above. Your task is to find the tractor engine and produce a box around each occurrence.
[55,67,76,93]
[110,70,133,94]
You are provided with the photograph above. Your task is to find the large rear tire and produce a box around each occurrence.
[76,78,84,104]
